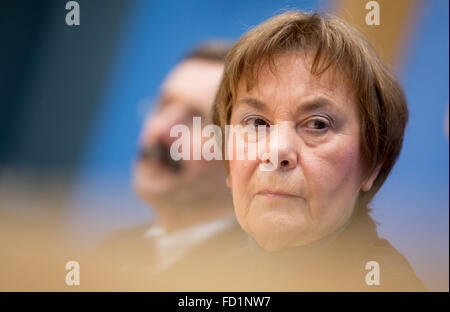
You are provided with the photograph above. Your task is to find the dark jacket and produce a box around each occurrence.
[82,219,248,291]
[214,207,426,292]
[83,208,425,291]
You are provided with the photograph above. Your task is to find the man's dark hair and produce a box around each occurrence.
[184,40,233,63]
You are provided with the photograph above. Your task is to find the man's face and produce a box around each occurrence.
[228,53,377,252]
[134,59,225,204]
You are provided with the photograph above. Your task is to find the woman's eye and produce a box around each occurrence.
[243,117,269,128]
[253,118,268,127]
[304,119,329,130]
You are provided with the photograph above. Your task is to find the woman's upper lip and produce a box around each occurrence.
[256,189,301,198]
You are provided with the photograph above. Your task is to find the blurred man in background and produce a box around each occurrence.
[89,41,247,290]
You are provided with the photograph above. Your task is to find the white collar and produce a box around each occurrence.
[143,216,236,273]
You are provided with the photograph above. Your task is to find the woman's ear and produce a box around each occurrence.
[361,164,382,192]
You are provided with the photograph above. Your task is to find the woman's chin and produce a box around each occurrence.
[247,212,312,252]
[254,236,290,252]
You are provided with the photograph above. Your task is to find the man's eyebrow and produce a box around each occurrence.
[236,97,269,112]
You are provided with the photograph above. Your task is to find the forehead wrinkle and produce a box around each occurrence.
[235,53,355,121]
[236,97,270,113]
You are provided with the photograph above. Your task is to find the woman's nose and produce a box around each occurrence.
[273,123,298,170]
[277,147,297,170]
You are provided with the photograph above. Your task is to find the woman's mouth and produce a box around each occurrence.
[255,189,301,199]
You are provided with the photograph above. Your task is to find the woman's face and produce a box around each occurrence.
[228,53,379,251]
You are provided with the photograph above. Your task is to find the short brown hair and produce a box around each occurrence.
[212,11,408,206]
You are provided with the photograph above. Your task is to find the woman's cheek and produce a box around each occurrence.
[229,156,260,232]
[302,138,362,217]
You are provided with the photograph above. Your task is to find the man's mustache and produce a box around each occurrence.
[138,142,182,173]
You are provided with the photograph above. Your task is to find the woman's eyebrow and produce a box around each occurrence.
[236,97,269,112]
[296,97,341,115]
